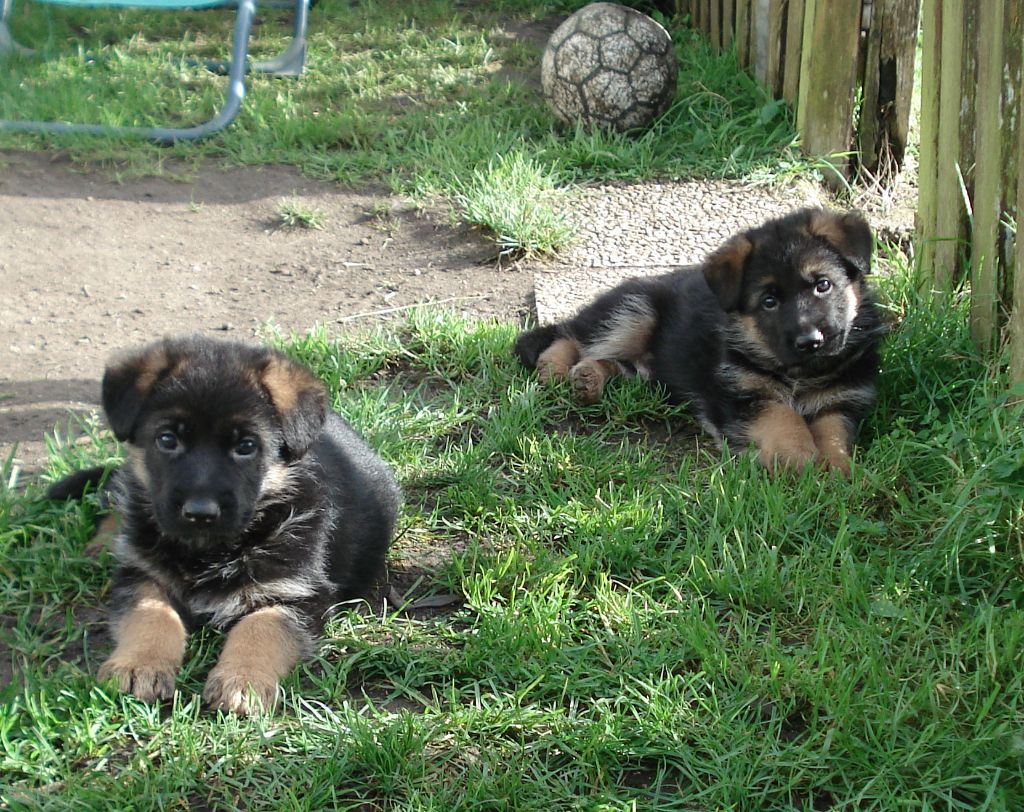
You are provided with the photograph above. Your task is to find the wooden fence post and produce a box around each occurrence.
[735,0,750,68]
[856,0,920,179]
[722,0,735,49]
[932,0,967,288]
[970,0,1004,352]
[781,0,805,112]
[916,0,940,283]
[1013,23,1024,387]
[795,0,862,183]
[764,0,786,98]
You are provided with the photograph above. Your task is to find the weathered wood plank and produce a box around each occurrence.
[723,0,735,49]
[858,0,882,176]
[999,0,1023,305]
[916,0,941,281]
[1006,3,1024,384]
[856,0,919,179]
[735,0,750,67]
[781,0,805,110]
[933,0,966,288]
[711,0,721,53]
[764,0,785,98]
[750,0,770,86]
[795,0,861,182]
[970,0,1004,351]
[958,5,978,174]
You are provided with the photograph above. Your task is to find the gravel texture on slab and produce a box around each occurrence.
[532,178,829,324]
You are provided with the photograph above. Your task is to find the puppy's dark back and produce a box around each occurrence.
[317,411,401,596]
[649,268,733,406]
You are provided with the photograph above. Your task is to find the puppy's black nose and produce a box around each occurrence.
[181,497,221,524]
[795,330,824,353]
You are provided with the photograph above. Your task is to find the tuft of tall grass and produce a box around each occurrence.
[452,150,573,257]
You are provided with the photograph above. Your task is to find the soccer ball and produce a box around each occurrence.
[541,2,678,133]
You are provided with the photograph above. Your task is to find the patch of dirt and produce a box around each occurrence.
[0,142,918,481]
[0,149,534,478]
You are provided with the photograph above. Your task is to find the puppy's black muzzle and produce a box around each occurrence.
[181,496,222,525]
[794,328,825,353]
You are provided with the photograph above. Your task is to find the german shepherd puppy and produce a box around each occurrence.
[515,208,888,473]
[48,336,401,714]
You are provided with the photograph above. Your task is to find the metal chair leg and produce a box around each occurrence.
[202,0,307,77]
[0,0,257,142]
[251,0,307,75]
[0,0,34,56]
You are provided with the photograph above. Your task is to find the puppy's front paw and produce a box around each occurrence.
[569,359,616,405]
[809,413,853,476]
[536,354,570,383]
[203,667,278,715]
[98,654,177,702]
[535,337,581,383]
[756,435,818,471]
[748,403,818,472]
[818,446,851,476]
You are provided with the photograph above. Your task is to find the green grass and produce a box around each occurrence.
[3,2,1020,806]
[3,255,1023,810]
[276,196,327,230]
[0,0,807,253]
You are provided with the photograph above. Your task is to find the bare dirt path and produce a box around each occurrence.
[0,149,914,480]
[0,150,534,477]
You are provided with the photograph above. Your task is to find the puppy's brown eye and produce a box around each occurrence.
[156,432,179,452]
[235,437,259,457]
[815,278,833,294]
[761,294,779,310]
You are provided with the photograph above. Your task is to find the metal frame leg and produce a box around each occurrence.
[0,0,34,56]
[203,0,307,76]
[252,0,307,75]
[0,0,293,142]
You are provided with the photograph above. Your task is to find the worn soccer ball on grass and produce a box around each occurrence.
[541,2,678,133]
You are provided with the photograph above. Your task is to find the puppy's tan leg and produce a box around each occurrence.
[98,581,187,701]
[569,358,620,405]
[808,412,853,475]
[85,512,121,557]
[203,606,304,715]
[535,337,581,383]
[747,402,818,471]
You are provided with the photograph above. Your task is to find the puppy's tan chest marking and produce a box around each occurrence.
[719,361,871,421]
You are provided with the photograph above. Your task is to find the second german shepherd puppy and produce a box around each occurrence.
[515,208,888,473]
[50,336,401,714]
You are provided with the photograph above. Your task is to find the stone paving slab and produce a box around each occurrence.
[532,178,829,324]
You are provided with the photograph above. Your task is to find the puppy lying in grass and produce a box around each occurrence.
[50,335,400,714]
[516,208,888,473]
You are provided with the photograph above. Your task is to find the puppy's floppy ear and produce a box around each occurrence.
[259,354,328,459]
[807,209,873,276]
[703,235,753,311]
[102,340,178,442]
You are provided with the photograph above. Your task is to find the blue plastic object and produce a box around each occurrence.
[0,0,309,141]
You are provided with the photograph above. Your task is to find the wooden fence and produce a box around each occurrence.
[678,0,1024,383]
[917,0,1024,382]
[677,0,918,182]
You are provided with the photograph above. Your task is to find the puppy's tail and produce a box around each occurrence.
[46,466,110,501]
[514,324,560,370]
